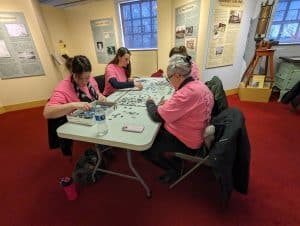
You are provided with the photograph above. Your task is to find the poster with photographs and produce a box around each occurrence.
[206,1,244,68]
[175,0,201,60]
[90,18,117,64]
[0,12,44,79]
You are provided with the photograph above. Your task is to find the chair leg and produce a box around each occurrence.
[169,155,209,189]
[180,160,185,176]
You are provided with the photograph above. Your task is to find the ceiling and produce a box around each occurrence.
[38,0,97,8]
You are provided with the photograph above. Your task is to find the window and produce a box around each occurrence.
[119,0,157,49]
[268,0,300,44]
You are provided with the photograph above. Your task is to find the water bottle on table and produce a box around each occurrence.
[94,105,108,136]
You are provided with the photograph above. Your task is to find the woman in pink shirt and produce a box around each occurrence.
[143,54,214,183]
[44,55,106,119]
[169,46,201,81]
[103,47,143,96]
[43,55,106,156]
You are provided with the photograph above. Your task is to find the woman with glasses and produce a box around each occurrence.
[143,54,214,183]
[43,55,106,157]
[169,45,201,80]
[103,47,143,96]
[44,55,106,119]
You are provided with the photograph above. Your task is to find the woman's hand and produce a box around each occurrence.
[73,102,92,111]
[159,99,167,105]
[98,94,106,102]
[134,81,143,90]
[146,96,154,105]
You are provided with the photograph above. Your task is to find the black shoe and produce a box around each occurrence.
[158,170,180,184]
[103,149,115,161]
[169,156,183,169]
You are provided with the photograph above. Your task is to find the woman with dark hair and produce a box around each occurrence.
[169,46,201,80]
[103,47,143,96]
[43,55,106,119]
[64,57,73,73]
[143,54,213,183]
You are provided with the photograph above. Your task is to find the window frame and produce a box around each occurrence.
[268,0,300,45]
[117,0,158,51]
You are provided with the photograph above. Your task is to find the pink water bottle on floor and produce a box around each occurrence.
[60,177,78,201]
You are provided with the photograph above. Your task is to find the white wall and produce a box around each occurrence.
[0,0,61,107]
[56,0,158,77]
[157,0,172,73]
[0,0,279,109]
[40,4,72,78]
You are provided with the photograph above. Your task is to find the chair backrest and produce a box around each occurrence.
[151,69,164,77]
[94,75,105,93]
[205,76,228,117]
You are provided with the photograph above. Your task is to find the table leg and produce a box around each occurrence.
[92,146,151,198]
[126,150,151,198]
[92,144,107,182]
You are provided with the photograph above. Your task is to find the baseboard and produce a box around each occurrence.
[0,100,47,114]
[0,106,5,114]
[225,88,238,96]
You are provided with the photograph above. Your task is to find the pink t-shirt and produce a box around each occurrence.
[158,80,214,149]
[103,64,128,96]
[46,75,101,107]
[191,62,200,80]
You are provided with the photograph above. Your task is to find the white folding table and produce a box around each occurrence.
[57,78,173,197]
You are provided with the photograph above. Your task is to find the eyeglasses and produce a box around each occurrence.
[166,74,175,83]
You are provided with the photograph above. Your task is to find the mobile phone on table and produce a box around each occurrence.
[122,124,144,133]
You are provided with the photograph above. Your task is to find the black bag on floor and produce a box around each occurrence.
[72,148,105,186]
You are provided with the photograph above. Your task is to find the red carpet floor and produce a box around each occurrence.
[0,95,299,226]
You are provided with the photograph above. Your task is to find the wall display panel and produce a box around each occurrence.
[206,0,244,68]
[175,0,201,60]
[90,18,117,64]
[0,12,44,79]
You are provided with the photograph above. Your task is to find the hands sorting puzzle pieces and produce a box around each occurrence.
[117,79,173,107]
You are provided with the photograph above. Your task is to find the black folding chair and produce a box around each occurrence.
[94,75,105,93]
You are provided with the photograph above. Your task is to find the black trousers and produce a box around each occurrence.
[47,116,73,156]
[291,94,300,109]
[142,128,199,173]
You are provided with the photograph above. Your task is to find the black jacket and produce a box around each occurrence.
[209,107,251,205]
[281,81,300,109]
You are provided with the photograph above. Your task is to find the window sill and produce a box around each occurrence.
[128,48,158,51]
